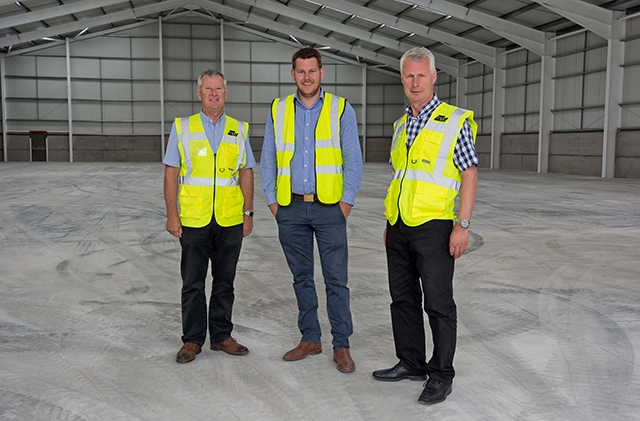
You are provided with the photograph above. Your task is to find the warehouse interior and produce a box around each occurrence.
[1,0,640,420]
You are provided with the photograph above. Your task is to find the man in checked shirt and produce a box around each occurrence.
[372,46,479,405]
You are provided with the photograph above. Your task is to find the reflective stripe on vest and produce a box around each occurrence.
[272,92,345,205]
[384,103,476,226]
[177,113,247,228]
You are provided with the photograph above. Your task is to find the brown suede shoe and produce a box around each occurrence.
[210,337,249,356]
[176,342,201,364]
[282,341,322,361]
[333,348,355,373]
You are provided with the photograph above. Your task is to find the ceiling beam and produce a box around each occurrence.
[316,0,496,66]
[231,0,460,72]
[533,0,616,39]
[0,0,130,29]
[0,0,186,48]
[409,0,545,55]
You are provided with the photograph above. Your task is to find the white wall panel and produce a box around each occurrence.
[5,79,37,98]
[101,60,131,79]
[252,42,291,62]
[252,104,270,126]
[131,38,159,59]
[102,102,133,121]
[228,84,250,103]
[335,86,362,103]
[383,84,405,104]
[132,103,158,121]
[5,100,37,119]
[279,64,292,83]
[336,65,362,84]
[224,41,251,61]
[584,73,605,108]
[4,55,36,77]
[555,78,582,109]
[132,61,160,80]
[164,61,193,80]
[36,56,66,78]
[251,85,280,104]
[583,109,604,129]
[71,58,100,78]
[585,48,606,71]
[225,104,250,122]
[526,84,540,112]
[73,103,102,121]
[38,102,67,120]
[164,39,192,59]
[101,81,132,100]
[322,64,337,84]
[224,62,250,82]
[164,81,194,101]
[621,105,640,127]
[38,79,67,98]
[192,39,220,58]
[192,24,219,39]
[251,64,279,83]
[72,81,101,100]
[74,37,131,57]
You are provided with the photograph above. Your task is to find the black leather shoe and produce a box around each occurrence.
[372,362,427,382]
[418,378,452,405]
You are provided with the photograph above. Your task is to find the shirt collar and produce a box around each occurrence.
[405,94,441,120]
[200,110,226,126]
[294,87,325,109]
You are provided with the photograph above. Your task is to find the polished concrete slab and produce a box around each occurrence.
[1,162,639,421]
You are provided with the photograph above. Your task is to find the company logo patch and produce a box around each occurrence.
[433,115,448,122]
[227,130,238,136]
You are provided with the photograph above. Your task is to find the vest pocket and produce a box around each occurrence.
[410,182,447,219]
[179,185,205,220]
[222,187,244,218]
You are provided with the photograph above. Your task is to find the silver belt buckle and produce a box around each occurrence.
[303,194,314,202]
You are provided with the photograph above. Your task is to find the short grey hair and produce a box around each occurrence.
[197,68,227,90]
[400,47,436,75]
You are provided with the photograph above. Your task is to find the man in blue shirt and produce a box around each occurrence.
[164,69,256,364]
[261,47,362,373]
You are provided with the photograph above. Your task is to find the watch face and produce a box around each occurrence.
[459,219,470,228]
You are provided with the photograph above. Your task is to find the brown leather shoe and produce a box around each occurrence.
[333,348,355,373]
[176,342,201,363]
[282,341,322,361]
[210,337,249,356]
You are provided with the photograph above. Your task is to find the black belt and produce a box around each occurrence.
[292,193,319,202]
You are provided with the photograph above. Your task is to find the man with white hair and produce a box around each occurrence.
[372,47,479,405]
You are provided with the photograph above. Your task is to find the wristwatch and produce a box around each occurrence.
[457,218,470,229]
[243,210,254,218]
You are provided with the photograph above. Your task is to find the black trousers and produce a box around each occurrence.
[385,218,456,384]
[179,218,243,347]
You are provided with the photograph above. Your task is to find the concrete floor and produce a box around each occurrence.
[1,162,639,421]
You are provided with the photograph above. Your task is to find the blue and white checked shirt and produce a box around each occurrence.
[404,94,479,172]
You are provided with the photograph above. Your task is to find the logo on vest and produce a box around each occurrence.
[227,130,238,137]
[196,147,207,157]
[433,115,448,122]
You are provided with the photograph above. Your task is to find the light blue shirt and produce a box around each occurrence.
[163,111,256,169]
[260,89,363,206]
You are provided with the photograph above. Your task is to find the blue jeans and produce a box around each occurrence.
[276,199,353,350]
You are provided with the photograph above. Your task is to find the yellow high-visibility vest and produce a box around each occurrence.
[176,114,248,228]
[384,102,477,226]
[271,92,346,205]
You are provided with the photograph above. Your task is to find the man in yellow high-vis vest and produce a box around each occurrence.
[372,47,479,405]
[163,69,256,364]
[261,47,363,373]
